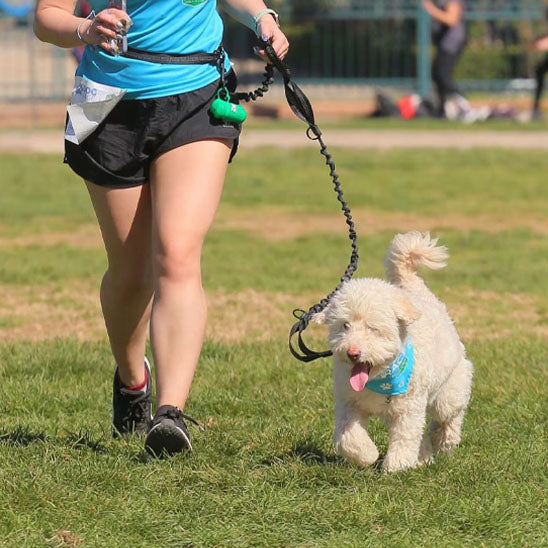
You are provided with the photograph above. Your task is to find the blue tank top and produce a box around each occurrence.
[77,0,230,99]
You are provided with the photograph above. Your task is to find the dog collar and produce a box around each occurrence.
[365,337,415,396]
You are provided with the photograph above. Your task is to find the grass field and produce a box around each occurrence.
[0,144,547,547]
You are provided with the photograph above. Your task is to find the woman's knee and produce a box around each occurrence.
[154,242,202,285]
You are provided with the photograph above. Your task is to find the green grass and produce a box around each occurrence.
[1,145,547,546]
[0,155,95,236]
[0,339,546,547]
[223,147,548,216]
[2,147,547,223]
[2,229,546,297]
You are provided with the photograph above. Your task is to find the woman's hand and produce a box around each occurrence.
[531,35,548,52]
[422,0,436,15]
[256,14,289,60]
[78,8,132,53]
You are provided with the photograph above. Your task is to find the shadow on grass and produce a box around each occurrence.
[132,450,153,464]
[261,439,342,466]
[65,430,108,454]
[0,427,47,447]
[0,426,107,454]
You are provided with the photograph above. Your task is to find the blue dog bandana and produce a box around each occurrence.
[365,337,415,396]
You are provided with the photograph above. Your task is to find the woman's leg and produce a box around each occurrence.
[149,138,233,410]
[533,54,548,113]
[86,182,154,387]
[432,48,463,116]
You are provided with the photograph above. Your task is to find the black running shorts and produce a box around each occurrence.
[64,71,241,188]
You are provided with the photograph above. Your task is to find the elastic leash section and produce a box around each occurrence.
[255,39,360,363]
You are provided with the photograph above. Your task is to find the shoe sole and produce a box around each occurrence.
[145,419,192,458]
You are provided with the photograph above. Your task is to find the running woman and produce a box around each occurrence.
[531,0,548,119]
[34,0,289,457]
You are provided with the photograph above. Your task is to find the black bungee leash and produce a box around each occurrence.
[242,39,360,363]
[121,40,360,362]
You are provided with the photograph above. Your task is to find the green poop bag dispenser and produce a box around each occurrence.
[210,87,247,124]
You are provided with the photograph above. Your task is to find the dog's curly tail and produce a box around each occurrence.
[385,231,449,289]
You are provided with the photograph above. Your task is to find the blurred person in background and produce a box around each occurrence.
[531,0,548,119]
[422,0,467,117]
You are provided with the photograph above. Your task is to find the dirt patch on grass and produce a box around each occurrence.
[214,207,548,239]
[0,223,102,248]
[1,282,546,344]
[0,280,104,341]
[205,288,324,343]
[51,530,84,547]
[0,207,546,250]
[445,289,548,341]
[0,282,310,344]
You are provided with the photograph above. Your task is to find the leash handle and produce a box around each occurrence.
[257,38,291,82]
[258,38,317,127]
[254,39,360,363]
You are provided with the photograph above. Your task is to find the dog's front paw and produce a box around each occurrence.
[334,423,379,467]
[381,451,418,473]
[335,440,379,467]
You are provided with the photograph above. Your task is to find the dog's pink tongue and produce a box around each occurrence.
[349,364,369,392]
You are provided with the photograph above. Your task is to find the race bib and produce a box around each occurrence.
[65,76,126,144]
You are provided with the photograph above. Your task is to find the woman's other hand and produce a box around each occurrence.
[256,14,289,60]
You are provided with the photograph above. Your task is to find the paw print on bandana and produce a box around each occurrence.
[380,382,392,391]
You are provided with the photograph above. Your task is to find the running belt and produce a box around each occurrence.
[121,47,223,65]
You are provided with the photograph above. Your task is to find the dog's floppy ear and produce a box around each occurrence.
[395,295,421,325]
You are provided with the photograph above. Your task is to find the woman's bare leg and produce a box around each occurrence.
[149,138,232,410]
[86,182,153,387]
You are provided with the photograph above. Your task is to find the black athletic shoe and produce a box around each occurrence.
[145,405,204,458]
[112,357,153,437]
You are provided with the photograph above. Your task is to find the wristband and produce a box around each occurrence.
[253,8,279,37]
[76,10,96,45]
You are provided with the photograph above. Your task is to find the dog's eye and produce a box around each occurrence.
[343,322,351,331]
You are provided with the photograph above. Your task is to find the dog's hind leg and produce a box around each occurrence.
[334,403,379,467]
[429,357,473,453]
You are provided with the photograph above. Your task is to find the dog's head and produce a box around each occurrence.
[313,278,420,391]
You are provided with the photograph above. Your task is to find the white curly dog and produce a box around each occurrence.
[314,232,473,472]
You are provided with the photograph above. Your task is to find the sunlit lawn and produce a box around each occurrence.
[0,146,546,546]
